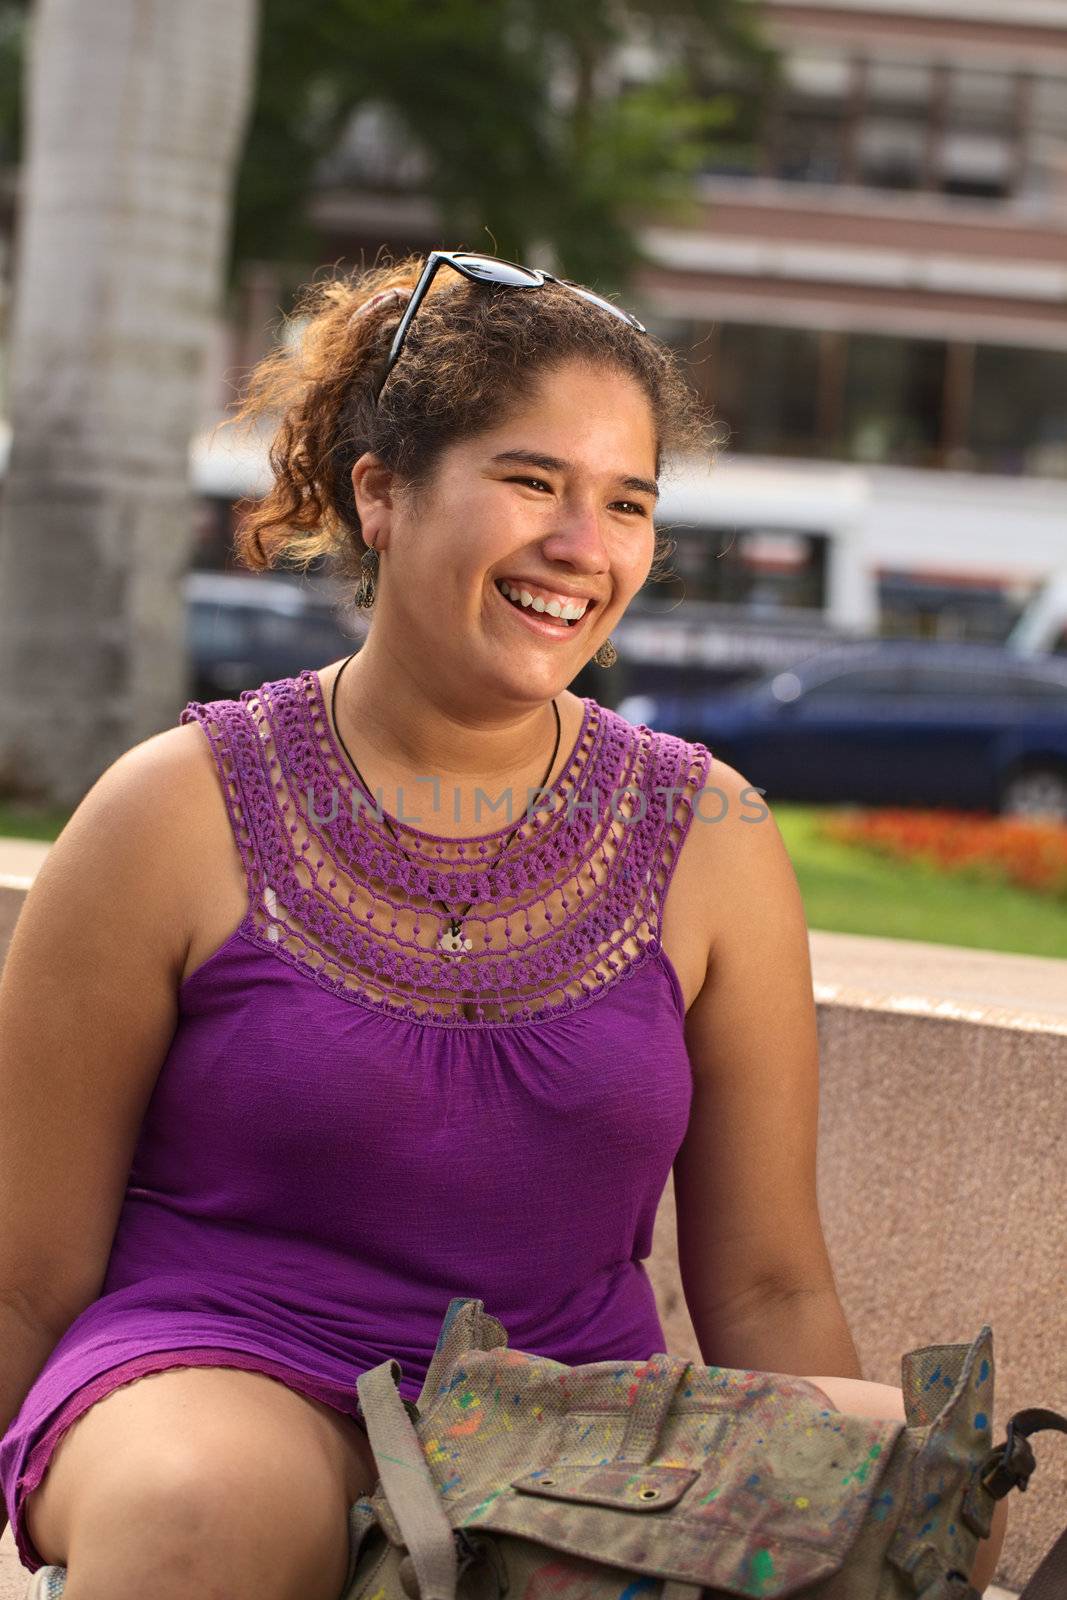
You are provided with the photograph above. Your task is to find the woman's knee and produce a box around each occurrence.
[802,1373,907,1420]
[802,1374,1006,1594]
[25,1366,359,1600]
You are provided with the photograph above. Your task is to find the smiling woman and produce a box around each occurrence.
[0,250,1003,1599]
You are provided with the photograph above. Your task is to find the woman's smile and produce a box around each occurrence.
[490,574,598,640]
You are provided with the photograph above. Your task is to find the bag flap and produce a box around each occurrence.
[460,1420,901,1597]
[900,1341,972,1428]
[447,1382,908,1593]
[512,1463,701,1511]
[426,1353,905,1597]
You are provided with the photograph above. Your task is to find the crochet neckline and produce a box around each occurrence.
[180,672,711,1027]
[305,667,595,848]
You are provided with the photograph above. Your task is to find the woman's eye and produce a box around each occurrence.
[507,478,647,517]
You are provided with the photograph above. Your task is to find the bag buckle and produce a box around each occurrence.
[980,1420,1037,1499]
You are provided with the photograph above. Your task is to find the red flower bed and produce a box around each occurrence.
[820,809,1067,900]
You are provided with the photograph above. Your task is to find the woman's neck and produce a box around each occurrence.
[323,650,580,835]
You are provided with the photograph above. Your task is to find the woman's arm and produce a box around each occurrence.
[670,764,1007,1589]
[0,731,203,1342]
[672,760,862,1378]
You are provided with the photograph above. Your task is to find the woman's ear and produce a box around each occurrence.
[351,452,396,550]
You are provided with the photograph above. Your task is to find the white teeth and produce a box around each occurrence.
[496,579,589,623]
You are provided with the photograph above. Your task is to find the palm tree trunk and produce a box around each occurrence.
[0,0,259,809]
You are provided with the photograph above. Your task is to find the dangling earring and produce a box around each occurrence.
[593,637,618,669]
[353,544,378,609]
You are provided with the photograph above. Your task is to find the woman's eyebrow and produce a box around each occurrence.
[489,449,659,502]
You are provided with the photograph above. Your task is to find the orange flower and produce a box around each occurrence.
[820,810,1067,899]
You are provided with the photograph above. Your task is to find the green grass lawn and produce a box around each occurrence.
[773,804,1066,960]
[1,799,1064,960]
[0,802,71,841]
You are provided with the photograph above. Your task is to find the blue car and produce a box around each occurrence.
[184,571,367,700]
[617,640,1067,820]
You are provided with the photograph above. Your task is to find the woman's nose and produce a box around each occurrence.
[539,501,610,572]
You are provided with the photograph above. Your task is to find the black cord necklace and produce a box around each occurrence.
[329,652,562,958]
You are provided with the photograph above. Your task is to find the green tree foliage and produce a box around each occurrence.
[1,0,775,294]
[234,0,777,291]
[0,0,29,165]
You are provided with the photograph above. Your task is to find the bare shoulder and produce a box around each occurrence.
[28,720,237,987]
[121,719,250,981]
[676,753,809,992]
[669,755,828,1328]
[692,756,795,939]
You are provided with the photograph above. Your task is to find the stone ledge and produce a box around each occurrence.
[809,926,1067,1036]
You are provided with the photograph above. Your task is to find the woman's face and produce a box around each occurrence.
[357,357,659,706]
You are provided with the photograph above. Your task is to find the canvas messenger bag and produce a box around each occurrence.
[344,1298,1067,1600]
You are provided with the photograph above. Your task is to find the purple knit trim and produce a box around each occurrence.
[179,675,712,1029]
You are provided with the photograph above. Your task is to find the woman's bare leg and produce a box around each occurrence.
[24,1365,377,1600]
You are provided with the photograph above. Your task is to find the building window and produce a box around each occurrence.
[939,68,1017,199]
[673,325,1064,480]
[857,60,931,190]
[1025,74,1067,201]
[969,346,1067,477]
[769,51,852,184]
[712,323,822,457]
[839,335,947,468]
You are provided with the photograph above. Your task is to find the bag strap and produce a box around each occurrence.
[357,1358,459,1600]
[978,1408,1067,1600]
[616,1357,693,1464]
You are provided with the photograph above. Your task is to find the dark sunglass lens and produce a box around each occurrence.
[453,254,543,286]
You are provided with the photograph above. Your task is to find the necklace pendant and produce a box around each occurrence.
[439,921,473,957]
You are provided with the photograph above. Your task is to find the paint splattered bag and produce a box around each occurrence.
[344,1298,1067,1600]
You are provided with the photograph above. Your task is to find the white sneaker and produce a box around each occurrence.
[25,1566,67,1598]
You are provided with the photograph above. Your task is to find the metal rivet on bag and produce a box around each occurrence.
[638,1487,660,1500]
[399,1555,421,1599]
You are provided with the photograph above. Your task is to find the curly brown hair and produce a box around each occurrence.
[226,252,716,602]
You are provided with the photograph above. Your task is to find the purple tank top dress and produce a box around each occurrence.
[0,670,711,1572]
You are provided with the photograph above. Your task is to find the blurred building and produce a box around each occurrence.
[221,2,1067,662]
[641,0,1067,484]
[634,0,1067,654]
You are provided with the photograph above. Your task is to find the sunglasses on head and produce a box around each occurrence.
[372,249,647,406]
